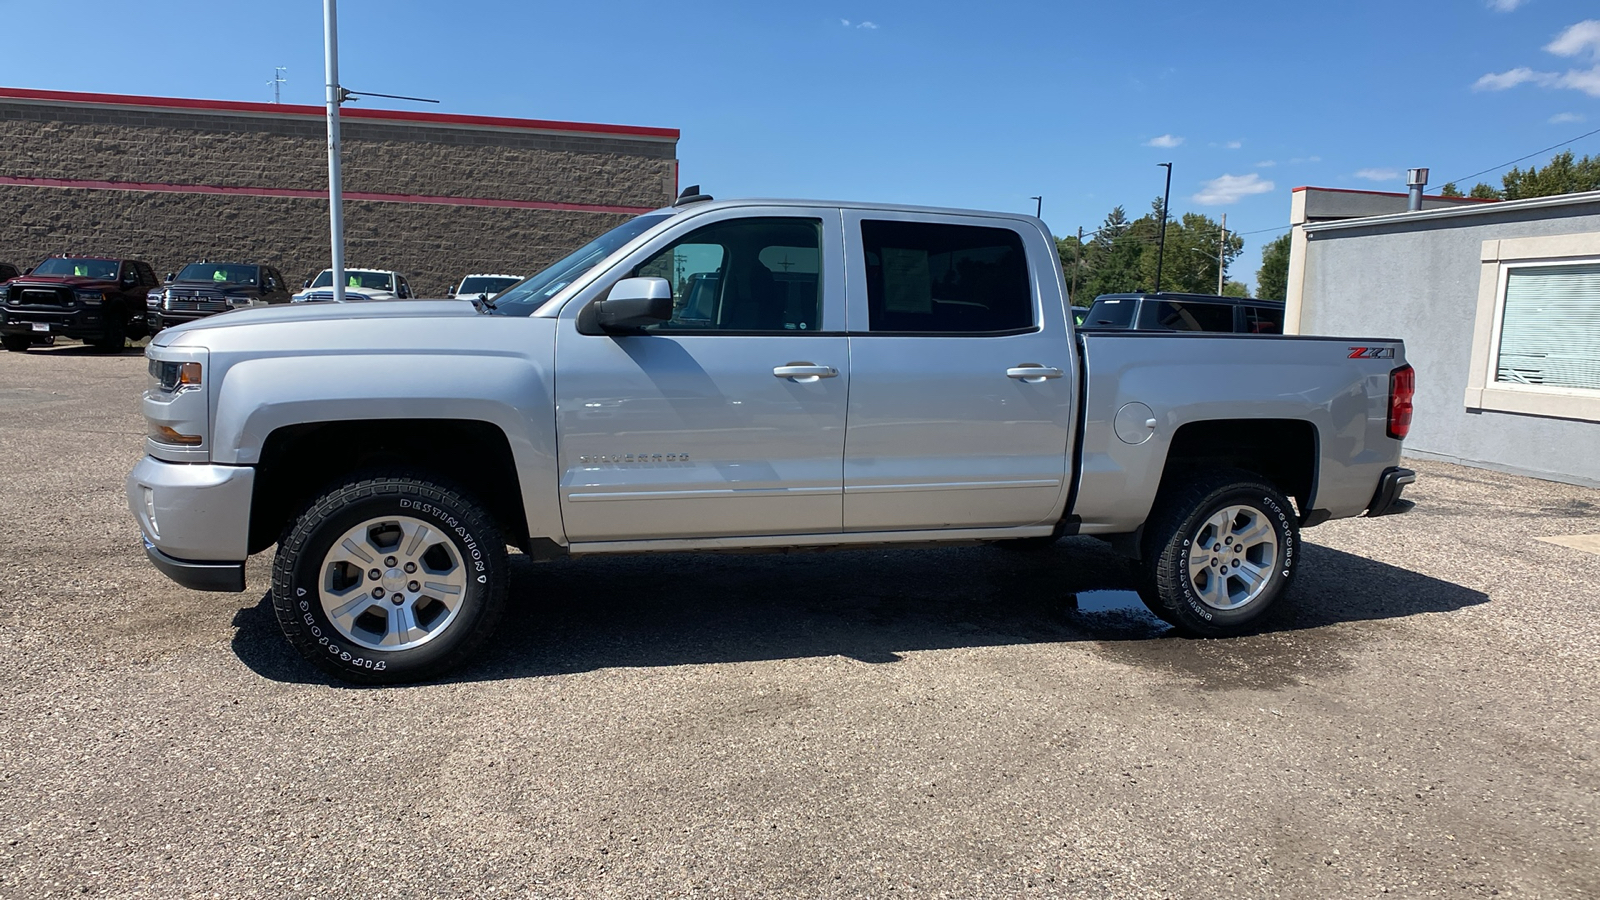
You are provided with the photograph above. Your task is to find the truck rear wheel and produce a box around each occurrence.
[270,474,508,684]
[1139,471,1298,636]
[1,335,30,352]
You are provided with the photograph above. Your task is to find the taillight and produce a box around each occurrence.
[1387,364,1414,440]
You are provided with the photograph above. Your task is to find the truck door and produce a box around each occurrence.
[841,212,1075,531]
[554,208,848,542]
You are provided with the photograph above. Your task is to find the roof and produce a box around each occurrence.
[1291,185,1498,203]
[1303,188,1600,235]
[656,197,1045,223]
[0,85,678,142]
[1094,291,1277,306]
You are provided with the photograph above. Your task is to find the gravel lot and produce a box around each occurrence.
[0,341,1596,899]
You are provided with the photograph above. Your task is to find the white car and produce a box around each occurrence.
[447,273,523,305]
[293,268,414,303]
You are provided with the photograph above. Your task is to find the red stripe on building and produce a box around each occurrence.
[0,85,679,140]
[0,174,659,215]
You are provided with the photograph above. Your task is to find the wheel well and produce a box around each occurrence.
[1158,418,1318,514]
[247,419,529,555]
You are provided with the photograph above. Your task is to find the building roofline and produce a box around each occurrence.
[0,85,678,141]
[1291,185,1499,203]
[1303,189,1600,235]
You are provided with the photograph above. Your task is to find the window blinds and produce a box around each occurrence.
[1497,263,1600,391]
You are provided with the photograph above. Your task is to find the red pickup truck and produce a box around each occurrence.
[1,256,159,352]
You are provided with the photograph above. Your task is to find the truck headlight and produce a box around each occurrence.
[148,359,202,392]
[76,290,107,305]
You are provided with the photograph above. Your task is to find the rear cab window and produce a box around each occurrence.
[1138,300,1235,332]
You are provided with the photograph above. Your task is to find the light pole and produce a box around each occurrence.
[323,0,346,303]
[1153,162,1172,294]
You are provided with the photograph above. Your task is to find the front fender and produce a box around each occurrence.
[210,350,561,544]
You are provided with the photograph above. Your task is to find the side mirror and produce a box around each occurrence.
[595,277,672,331]
[164,272,174,283]
[302,279,311,289]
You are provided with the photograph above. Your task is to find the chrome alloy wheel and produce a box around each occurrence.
[318,515,469,652]
[1186,504,1279,611]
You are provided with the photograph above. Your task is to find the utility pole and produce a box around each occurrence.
[324,0,346,303]
[1216,212,1227,295]
[1070,225,1083,304]
[269,67,287,104]
[1030,196,1042,218]
[1154,162,1172,293]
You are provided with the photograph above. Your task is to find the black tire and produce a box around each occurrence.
[1,335,30,352]
[1138,470,1299,637]
[90,314,126,353]
[271,474,509,684]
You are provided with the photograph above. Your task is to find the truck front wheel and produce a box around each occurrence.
[1139,471,1298,636]
[270,474,509,684]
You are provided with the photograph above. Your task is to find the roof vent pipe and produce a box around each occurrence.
[1407,168,1429,212]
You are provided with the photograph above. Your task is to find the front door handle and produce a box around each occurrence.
[773,364,839,383]
[1006,365,1063,383]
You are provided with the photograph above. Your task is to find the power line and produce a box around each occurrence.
[1439,124,1600,188]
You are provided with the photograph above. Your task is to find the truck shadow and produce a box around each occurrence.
[231,537,1487,691]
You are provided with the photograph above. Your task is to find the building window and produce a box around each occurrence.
[1466,233,1600,422]
[1495,263,1600,391]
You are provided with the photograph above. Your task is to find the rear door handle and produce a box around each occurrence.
[773,364,839,383]
[1006,365,1063,382]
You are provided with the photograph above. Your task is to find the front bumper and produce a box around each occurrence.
[143,538,245,592]
[2,306,112,340]
[127,456,255,592]
[1366,466,1416,517]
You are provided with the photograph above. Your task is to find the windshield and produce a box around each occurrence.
[177,263,258,285]
[488,214,671,316]
[31,258,119,279]
[309,269,394,291]
[1081,297,1136,329]
[457,275,521,296]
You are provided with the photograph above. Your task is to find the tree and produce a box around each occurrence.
[1256,233,1291,302]
[1469,182,1502,200]
[1076,201,1245,298]
[1500,150,1600,200]
[1438,182,1463,197]
[1221,280,1249,298]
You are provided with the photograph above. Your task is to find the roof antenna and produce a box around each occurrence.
[673,184,713,207]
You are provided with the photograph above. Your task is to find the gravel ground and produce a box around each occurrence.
[0,341,1595,899]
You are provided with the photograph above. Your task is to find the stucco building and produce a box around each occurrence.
[1288,186,1600,488]
[0,86,679,296]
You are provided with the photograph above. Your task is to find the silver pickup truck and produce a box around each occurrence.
[127,196,1417,683]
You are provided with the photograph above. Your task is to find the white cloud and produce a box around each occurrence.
[1556,65,1600,95]
[1192,173,1276,205]
[841,18,850,26]
[1255,160,1276,168]
[858,21,878,29]
[1550,111,1586,123]
[1226,140,1243,149]
[1546,19,1600,59]
[1145,134,1184,148]
[1474,67,1556,90]
[1286,155,1322,165]
[1354,168,1401,182]
[1487,0,1528,11]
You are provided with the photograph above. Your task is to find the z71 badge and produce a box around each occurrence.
[1348,346,1395,359]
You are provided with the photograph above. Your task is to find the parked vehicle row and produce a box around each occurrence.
[0,254,533,351]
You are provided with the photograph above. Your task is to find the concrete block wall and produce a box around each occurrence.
[0,90,677,297]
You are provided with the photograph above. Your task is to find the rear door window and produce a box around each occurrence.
[1243,305,1284,334]
[1083,298,1136,328]
[860,220,1032,334]
[1139,300,1235,332]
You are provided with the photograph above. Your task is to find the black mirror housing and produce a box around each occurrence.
[596,277,673,331]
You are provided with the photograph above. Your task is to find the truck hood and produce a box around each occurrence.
[11,275,118,289]
[152,299,478,346]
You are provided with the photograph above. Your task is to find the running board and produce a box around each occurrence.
[565,524,1058,556]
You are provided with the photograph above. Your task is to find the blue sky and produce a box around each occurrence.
[2,0,1598,289]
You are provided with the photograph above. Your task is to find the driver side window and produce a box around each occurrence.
[631,216,823,332]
